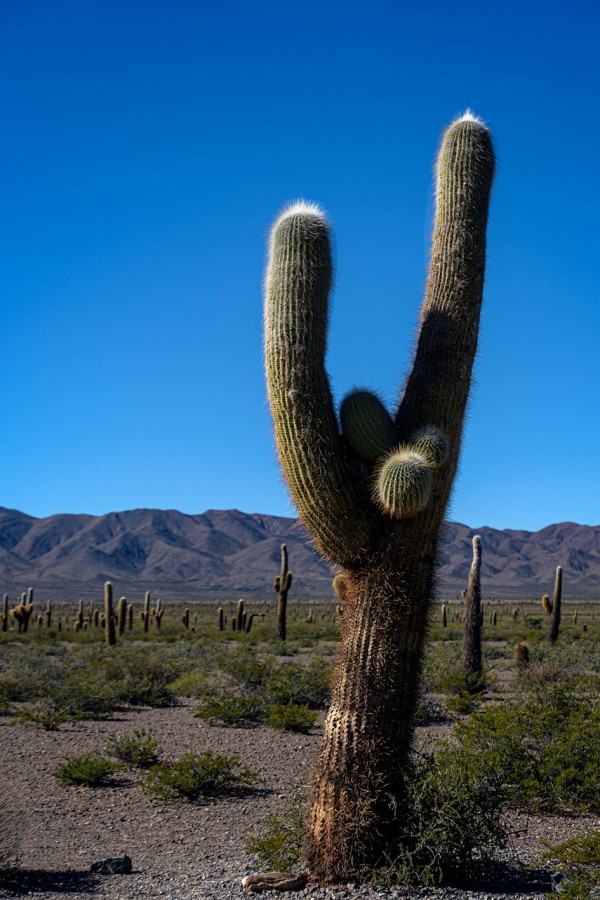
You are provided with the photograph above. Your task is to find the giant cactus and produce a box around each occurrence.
[104,581,117,647]
[264,113,495,879]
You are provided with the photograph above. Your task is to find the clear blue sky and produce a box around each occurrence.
[2,0,599,530]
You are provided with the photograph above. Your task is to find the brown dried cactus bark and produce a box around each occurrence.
[264,114,495,880]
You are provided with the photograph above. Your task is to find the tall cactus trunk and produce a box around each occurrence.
[462,535,482,677]
[264,113,495,881]
[548,566,562,644]
[104,581,117,647]
[306,562,434,874]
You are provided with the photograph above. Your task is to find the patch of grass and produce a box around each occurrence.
[142,750,259,801]
[105,730,162,768]
[53,753,119,787]
[265,703,318,733]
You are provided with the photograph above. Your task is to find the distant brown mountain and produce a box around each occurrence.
[1,507,599,601]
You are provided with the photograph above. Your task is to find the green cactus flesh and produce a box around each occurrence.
[374,448,433,518]
[340,389,398,463]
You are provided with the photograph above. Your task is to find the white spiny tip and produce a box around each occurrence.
[454,108,486,126]
[272,200,327,232]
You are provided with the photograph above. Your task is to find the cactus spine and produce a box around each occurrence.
[548,566,563,644]
[274,544,293,641]
[264,113,495,878]
[104,581,116,647]
[462,536,482,678]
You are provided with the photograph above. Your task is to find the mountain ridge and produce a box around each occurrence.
[1,506,599,600]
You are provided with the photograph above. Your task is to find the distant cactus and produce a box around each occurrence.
[441,604,447,627]
[93,608,100,628]
[462,536,482,677]
[573,610,578,624]
[548,566,562,645]
[492,610,497,626]
[217,607,224,631]
[182,608,190,629]
[154,608,164,629]
[117,596,127,636]
[45,600,52,629]
[514,642,530,671]
[236,599,245,633]
[104,581,116,647]
[274,545,293,641]
[142,592,151,633]
[231,617,237,631]
[1,594,8,632]
[541,594,552,615]
[512,607,518,622]
[127,603,133,630]
[245,613,257,634]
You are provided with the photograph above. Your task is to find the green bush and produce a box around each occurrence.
[246,795,306,871]
[53,753,119,786]
[195,694,267,726]
[452,685,600,813]
[105,729,162,768]
[142,750,258,801]
[265,703,318,733]
[13,699,76,730]
[541,831,600,899]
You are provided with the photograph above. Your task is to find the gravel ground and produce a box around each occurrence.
[0,702,597,899]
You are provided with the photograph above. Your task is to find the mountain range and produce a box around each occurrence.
[1,506,599,600]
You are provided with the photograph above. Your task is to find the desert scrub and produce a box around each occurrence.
[53,752,119,787]
[246,794,306,872]
[453,685,600,813]
[142,750,258,801]
[541,831,600,899]
[105,730,162,768]
[13,699,78,730]
[266,703,318,733]
[248,747,507,886]
[195,694,268,726]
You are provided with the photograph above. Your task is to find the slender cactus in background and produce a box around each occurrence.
[462,535,482,678]
[236,599,245,633]
[217,607,224,631]
[1,595,8,632]
[441,604,447,627]
[264,113,495,879]
[182,608,190,629]
[45,600,52,629]
[541,594,552,615]
[77,599,84,630]
[117,596,127,636]
[127,603,133,630]
[274,544,293,641]
[142,592,151,633]
[548,566,563,644]
[104,581,116,647]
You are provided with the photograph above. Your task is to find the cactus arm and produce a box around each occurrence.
[265,204,375,567]
[396,114,495,457]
